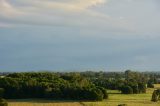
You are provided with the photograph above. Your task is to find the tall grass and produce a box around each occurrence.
[8,102,82,106]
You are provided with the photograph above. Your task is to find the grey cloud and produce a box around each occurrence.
[1,0,160,72]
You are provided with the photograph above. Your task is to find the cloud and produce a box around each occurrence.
[9,0,106,10]
[0,0,107,17]
[1,0,160,71]
[1,0,159,36]
[26,0,106,10]
[0,22,12,27]
[1,0,105,25]
[0,0,131,32]
[0,0,23,17]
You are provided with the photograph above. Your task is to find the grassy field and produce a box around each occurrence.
[7,84,160,106]
[82,84,160,106]
[9,102,82,106]
[8,100,83,106]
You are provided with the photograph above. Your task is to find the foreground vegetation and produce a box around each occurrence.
[83,88,160,106]
[6,85,160,106]
[0,70,160,106]
[83,84,160,106]
[0,72,108,101]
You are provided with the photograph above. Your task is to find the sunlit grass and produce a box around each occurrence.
[8,102,82,106]
[8,100,82,106]
[83,85,160,106]
[154,84,160,89]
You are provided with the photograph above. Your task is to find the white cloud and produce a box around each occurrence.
[0,0,131,32]
[0,0,23,17]
[1,0,159,36]
[0,0,108,26]
[68,0,106,10]
[13,0,106,10]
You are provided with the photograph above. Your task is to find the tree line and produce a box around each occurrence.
[0,70,159,101]
[81,70,159,94]
[0,72,108,101]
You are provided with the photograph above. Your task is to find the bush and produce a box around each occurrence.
[121,86,133,94]
[102,89,108,99]
[91,88,104,101]
[0,98,8,106]
[151,89,160,102]
[147,82,154,88]
[97,87,108,99]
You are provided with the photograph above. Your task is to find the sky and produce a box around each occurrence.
[1,0,160,72]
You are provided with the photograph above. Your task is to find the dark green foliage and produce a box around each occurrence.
[151,89,160,102]
[147,81,154,88]
[97,87,108,99]
[120,83,146,94]
[0,70,155,100]
[0,72,108,101]
[91,88,104,101]
[138,83,146,93]
[0,98,8,106]
[151,90,158,102]
[132,85,139,94]
[86,70,147,94]
[121,86,133,94]
[148,74,158,84]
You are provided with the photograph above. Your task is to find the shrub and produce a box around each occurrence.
[121,86,133,94]
[102,89,108,99]
[147,82,154,88]
[138,83,146,93]
[90,88,104,101]
[151,89,160,102]
[97,87,108,99]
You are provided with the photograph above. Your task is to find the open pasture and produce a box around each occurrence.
[83,85,160,106]
[8,100,83,106]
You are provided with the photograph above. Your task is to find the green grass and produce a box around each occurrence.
[82,85,160,106]
[8,99,82,106]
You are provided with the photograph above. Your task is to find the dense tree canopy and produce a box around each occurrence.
[0,72,108,101]
[0,70,159,100]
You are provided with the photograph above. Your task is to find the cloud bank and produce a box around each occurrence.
[1,0,160,71]
[0,0,132,33]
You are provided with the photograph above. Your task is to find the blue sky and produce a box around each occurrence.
[0,0,160,72]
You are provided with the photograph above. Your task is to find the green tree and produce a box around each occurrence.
[121,85,133,94]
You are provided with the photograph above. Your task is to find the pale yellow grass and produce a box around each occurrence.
[8,100,82,106]
[8,102,82,106]
[154,84,160,89]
